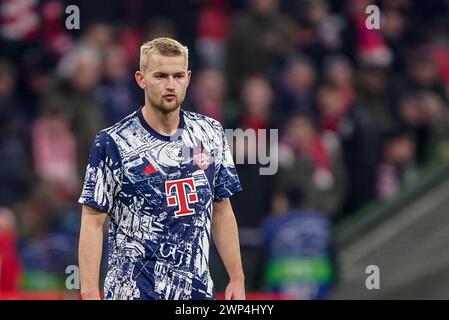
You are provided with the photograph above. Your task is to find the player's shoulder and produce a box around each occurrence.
[182,109,224,133]
[98,109,140,138]
[91,109,140,151]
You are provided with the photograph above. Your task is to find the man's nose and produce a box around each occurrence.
[165,76,175,90]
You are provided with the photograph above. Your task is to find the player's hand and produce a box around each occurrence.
[80,290,102,300]
[224,279,246,300]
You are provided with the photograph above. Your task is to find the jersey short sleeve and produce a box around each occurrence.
[78,131,123,213]
[213,124,243,200]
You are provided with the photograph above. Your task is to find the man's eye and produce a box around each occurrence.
[175,74,184,78]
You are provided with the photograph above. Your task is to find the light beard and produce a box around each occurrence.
[147,94,183,114]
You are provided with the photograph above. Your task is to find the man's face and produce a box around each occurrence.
[138,54,191,114]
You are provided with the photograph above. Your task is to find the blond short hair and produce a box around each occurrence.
[139,37,189,71]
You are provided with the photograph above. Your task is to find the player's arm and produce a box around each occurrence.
[78,204,108,300]
[212,198,245,300]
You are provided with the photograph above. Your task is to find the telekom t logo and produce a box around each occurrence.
[165,178,198,217]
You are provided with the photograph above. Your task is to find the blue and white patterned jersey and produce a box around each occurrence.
[78,107,242,300]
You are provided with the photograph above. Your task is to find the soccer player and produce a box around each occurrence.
[78,38,245,300]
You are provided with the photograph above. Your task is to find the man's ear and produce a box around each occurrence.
[135,71,145,89]
[186,70,192,87]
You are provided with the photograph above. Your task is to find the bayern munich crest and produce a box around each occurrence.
[192,147,212,170]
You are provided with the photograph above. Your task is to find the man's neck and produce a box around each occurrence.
[142,104,181,136]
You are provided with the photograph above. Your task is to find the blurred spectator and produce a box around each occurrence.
[0,60,32,207]
[277,55,316,115]
[277,113,346,216]
[15,180,62,241]
[295,0,345,65]
[380,8,408,74]
[428,97,449,161]
[14,183,81,290]
[323,55,355,106]
[0,207,22,292]
[376,130,417,198]
[196,0,230,70]
[41,1,73,59]
[226,0,294,98]
[398,91,446,165]
[19,220,79,291]
[81,22,115,56]
[324,55,354,115]
[31,107,79,201]
[42,45,105,177]
[118,26,143,71]
[403,50,447,103]
[428,25,449,89]
[260,187,335,299]
[233,75,282,131]
[355,64,398,136]
[0,0,39,42]
[316,81,377,217]
[229,75,278,228]
[98,44,140,125]
[189,68,232,125]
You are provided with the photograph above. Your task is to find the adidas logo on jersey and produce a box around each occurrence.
[143,163,157,175]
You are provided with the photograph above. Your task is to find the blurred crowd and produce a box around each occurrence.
[1,0,449,298]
